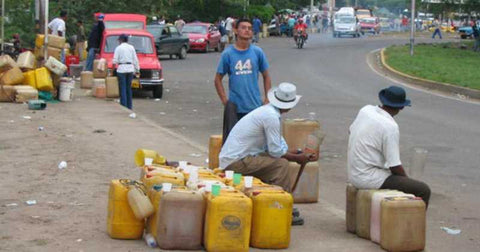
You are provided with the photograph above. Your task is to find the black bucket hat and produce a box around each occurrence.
[379,86,411,108]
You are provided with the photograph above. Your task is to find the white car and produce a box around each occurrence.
[333,16,361,38]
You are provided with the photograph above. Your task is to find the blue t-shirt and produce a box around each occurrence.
[217,45,269,113]
[253,19,262,33]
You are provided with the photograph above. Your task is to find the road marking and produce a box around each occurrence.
[367,48,480,106]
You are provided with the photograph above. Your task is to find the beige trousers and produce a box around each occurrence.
[226,153,293,192]
[76,42,85,61]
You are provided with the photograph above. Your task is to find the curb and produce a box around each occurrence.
[379,48,480,100]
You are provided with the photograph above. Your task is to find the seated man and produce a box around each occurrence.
[219,82,317,224]
[347,86,431,207]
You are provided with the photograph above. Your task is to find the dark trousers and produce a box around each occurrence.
[117,72,133,109]
[432,28,442,39]
[380,175,431,208]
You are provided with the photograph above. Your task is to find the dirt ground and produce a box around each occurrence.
[0,91,208,252]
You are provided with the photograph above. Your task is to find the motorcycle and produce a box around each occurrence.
[294,29,307,49]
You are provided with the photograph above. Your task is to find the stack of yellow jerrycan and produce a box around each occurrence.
[242,180,293,249]
[380,196,426,252]
[156,186,205,250]
[204,188,252,252]
[107,179,145,239]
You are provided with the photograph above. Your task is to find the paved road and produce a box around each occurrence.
[134,32,480,251]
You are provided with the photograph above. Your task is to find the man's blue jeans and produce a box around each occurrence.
[85,48,96,71]
[432,28,442,39]
[117,72,133,109]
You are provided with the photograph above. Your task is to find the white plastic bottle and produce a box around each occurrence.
[144,233,157,247]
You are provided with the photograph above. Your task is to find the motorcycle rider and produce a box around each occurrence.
[294,18,308,43]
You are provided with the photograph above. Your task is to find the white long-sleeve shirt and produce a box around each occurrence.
[112,42,140,73]
[219,104,288,169]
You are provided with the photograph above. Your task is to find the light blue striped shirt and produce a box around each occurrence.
[219,104,288,169]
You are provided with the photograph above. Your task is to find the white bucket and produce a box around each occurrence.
[59,81,74,102]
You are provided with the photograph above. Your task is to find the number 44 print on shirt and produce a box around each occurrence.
[235,59,253,75]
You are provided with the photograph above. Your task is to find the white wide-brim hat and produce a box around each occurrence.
[267,82,301,109]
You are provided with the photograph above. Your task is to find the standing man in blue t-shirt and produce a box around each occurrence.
[214,18,271,143]
[252,16,262,44]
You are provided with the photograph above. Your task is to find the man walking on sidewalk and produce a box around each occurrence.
[214,18,271,143]
[472,21,479,52]
[431,19,442,39]
[252,16,262,44]
[85,13,105,71]
[76,20,86,61]
[347,86,431,207]
[112,34,140,110]
[219,83,317,225]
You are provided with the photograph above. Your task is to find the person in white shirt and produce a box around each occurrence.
[220,82,317,191]
[48,10,67,64]
[112,34,140,110]
[48,10,67,37]
[225,16,235,43]
[347,86,430,207]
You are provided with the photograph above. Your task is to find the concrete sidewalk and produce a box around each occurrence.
[0,87,382,251]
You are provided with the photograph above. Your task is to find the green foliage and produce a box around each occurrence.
[385,43,480,90]
[247,5,275,22]
[2,0,320,48]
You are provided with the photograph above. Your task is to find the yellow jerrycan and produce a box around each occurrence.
[134,148,166,166]
[156,189,205,250]
[142,171,185,190]
[346,183,358,234]
[204,190,252,252]
[247,190,293,249]
[107,179,145,239]
[146,185,189,238]
[381,197,426,252]
[139,164,177,179]
[126,181,154,220]
[208,134,222,169]
[355,189,382,239]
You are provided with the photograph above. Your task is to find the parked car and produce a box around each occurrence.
[333,16,361,38]
[360,17,380,35]
[267,19,288,36]
[147,24,189,59]
[182,22,221,53]
[458,26,474,39]
[458,21,480,39]
[100,29,164,98]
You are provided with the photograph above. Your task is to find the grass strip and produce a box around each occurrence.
[384,42,480,90]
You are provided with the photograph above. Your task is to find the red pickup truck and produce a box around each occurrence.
[97,13,164,98]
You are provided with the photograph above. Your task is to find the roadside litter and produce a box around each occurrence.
[58,161,68,170]
[441,227,461,235]
[26,200,37,205]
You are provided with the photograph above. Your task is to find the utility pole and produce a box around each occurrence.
[1,0,5,53]
[410,0,415,56]
[310,0,314,12]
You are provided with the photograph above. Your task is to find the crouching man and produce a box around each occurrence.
[219,82,317,224]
